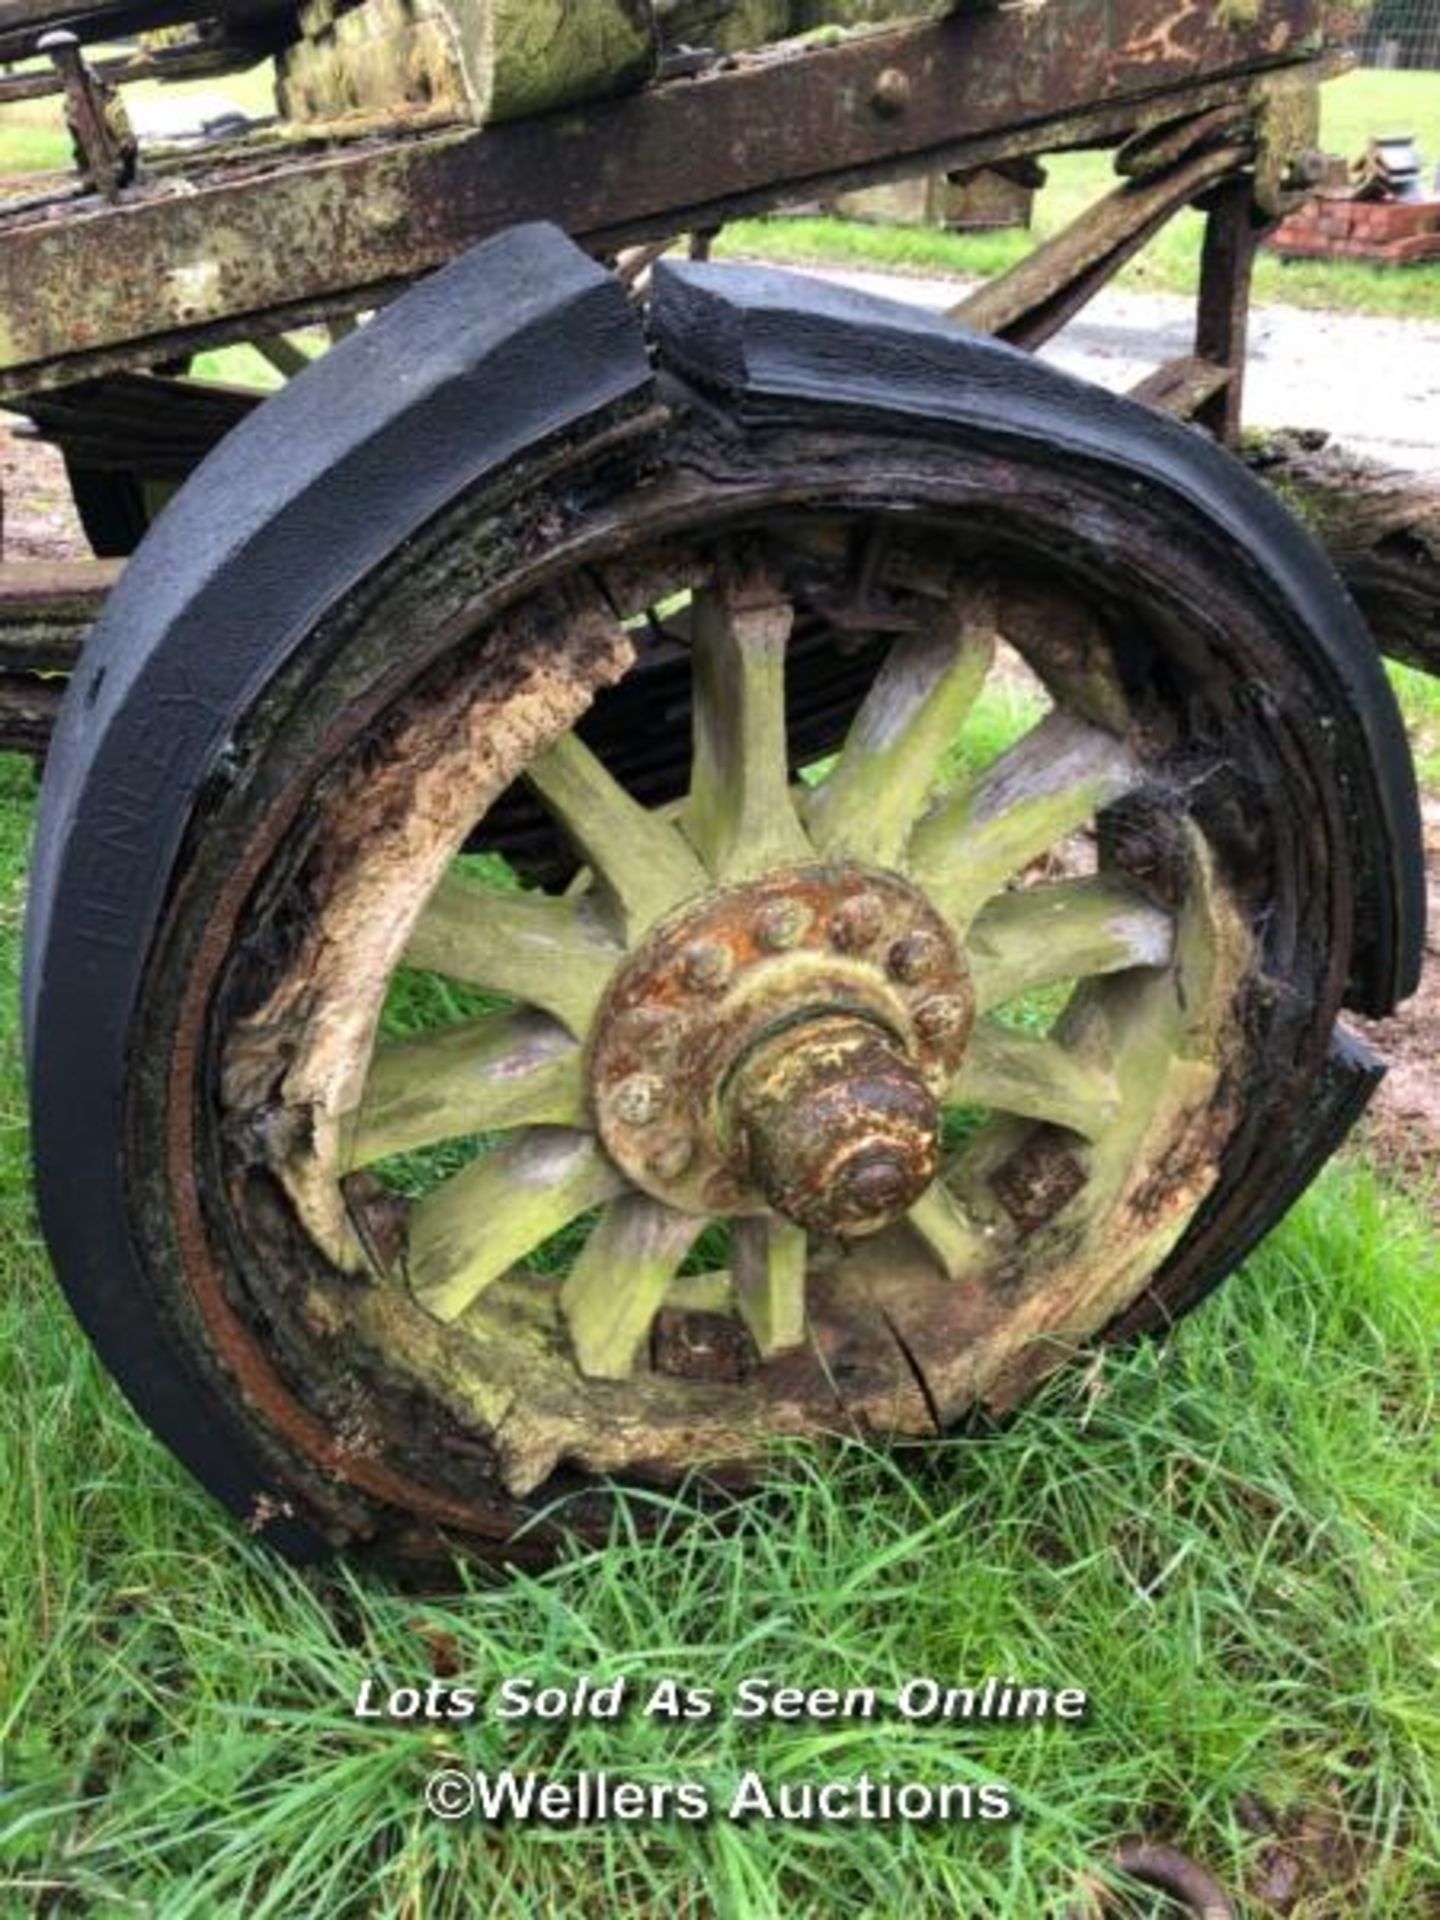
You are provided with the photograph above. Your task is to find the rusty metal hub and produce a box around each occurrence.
[588,864,972,1233]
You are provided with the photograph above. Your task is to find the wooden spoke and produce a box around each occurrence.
[997,576,1130,734]
[731,1217,808,1358]
[968,875,1174,1013]
[686,567,813,880]
[804,580,998,867]
[410,1128,624,1323]
[909,711,1142,928]
[404,870,622,1036]
[950,1020,1121,1139]
[907,1182,991,1283]
[1073,831,1251,1218]
[525,731,707,939]
[345,1011,583,1170]
[561,1195,708,1379]
[945,828,1248,1251]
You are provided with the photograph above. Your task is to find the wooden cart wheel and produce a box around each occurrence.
[24,232,1420,1563]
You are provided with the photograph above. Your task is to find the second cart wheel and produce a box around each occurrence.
[25,228,1422,1563]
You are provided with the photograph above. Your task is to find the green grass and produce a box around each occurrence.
[1390,659,1440,790]
[719,70,1440,321]
[0,63,278,177]
[0,723,1437,1916]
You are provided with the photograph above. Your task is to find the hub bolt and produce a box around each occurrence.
[888,930,947,984]
[682,940,734,992]
[611,1074,664,1127]
[615,1005,679,1053]
[830,893,885,952]
[756,900,810,952]
[915,994,969,1043]
[871,67,911,117]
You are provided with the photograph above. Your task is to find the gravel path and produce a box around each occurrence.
[765,263,1440,473]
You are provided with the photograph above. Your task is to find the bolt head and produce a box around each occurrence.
[914,994,969,1043]
[830,893,885,952]
[871,66,911,116]
[834,1150,915,1222]
[756,899,810,952]
[888,929,946,985]
[682,940,733,992]
[611,1073,664,1128]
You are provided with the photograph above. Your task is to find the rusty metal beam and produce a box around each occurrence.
[0,557,116,754]
[13,371,261,471]
[1129,354,1233,419]
[0,558,116,670]
[950,139,1253,350]
[0,0,1326,396]
[1193,175,1268,443]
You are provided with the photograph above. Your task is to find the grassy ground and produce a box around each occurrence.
[1390,661,1440,790]
[0,714,1436,1914]
[719,70,1440,320]
[0,64,276,177]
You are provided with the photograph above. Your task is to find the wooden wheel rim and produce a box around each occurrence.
[168,482,1270,1517]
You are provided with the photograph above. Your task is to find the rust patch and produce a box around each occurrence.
[991,1130,1090,1237]
[589,861,970,1221]
[652,1306,754,1384]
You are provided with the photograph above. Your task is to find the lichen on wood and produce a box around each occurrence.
[1247,432,1440,680]
[282,0,657,129]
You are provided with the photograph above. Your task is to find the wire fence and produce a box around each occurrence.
[1355,0,1440,68]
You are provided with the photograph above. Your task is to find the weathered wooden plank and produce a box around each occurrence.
[1192,174,1266,443]
[949,1021,1122,1138]
[967,874,1174,1012]
[951,141,1251,349]
[345,1009,583,1168]
[906,1180,989,1282]
[0,558,117,672]
[910,712,1143,929]
[277,0,657,131]
[1129,354,1232,419]
[526,727,707,938]
[1247,434,1440,679]
[0,668,64,753]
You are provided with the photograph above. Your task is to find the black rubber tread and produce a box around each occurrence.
[650,259,1426,1019]
[22,224,654,1554]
